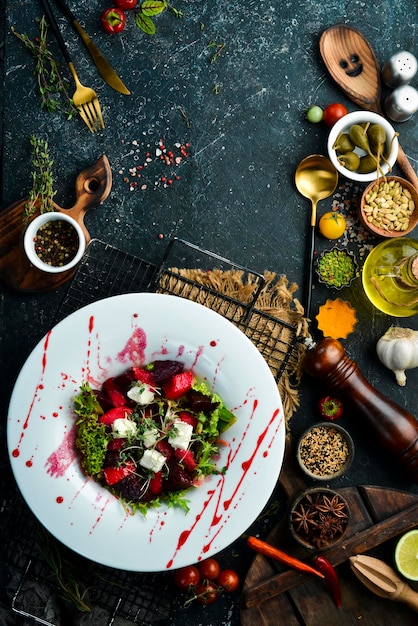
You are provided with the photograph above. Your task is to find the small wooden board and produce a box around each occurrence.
[0,154,112,293]
[241,438,418,624]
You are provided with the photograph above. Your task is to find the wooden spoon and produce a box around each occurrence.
[319,23,418,189]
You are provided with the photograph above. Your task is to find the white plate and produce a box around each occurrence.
[7,293,285,571]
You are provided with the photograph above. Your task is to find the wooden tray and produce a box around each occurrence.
[0,154,112,293]
[241,437,418,625]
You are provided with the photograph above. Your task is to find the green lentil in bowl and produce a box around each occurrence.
[316,247,358,289]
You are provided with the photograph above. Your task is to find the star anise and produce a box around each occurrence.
[316,494,348,519]
[291,504,317,534]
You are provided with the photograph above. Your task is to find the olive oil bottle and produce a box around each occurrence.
[362,238,418,317]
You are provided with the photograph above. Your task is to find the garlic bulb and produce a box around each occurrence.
[376,326,418,386]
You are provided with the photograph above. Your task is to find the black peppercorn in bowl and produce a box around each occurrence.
[296,421,354,481]
[289,486,350,550]
[24,212,86,274]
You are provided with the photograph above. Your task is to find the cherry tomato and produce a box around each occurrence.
[196,581,219,604]
[323,103,348,127]
[173,565,200,591]
[319,211,346,239]
[306,105,323,123]
[198,558,220,581]
[216,569,240,592]
[114,0,137,8]
[100,8,126,34]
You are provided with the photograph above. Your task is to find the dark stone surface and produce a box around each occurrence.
[1,0,418,624]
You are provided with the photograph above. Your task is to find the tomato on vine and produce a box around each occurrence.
[173,565,200,591]
[198,558,220,581]
[217,569,240,592]
[195,581,219,605]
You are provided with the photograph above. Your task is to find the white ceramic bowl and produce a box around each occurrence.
[327,110,398,183]
[7,293,285,571]
[24,212,86,274]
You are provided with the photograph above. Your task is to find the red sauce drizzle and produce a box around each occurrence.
[117,326,147,364]
[45,424,77,478]
[166,400,283,567]
[56,496,64,504]
[11,329,52,458]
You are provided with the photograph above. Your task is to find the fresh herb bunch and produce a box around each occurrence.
[135,0,182,35]
[24,135,56,224]
[12,16,77,118]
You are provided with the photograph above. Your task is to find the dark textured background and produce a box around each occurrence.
[1,1,418,624]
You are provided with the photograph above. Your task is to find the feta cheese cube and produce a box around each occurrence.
[139,449,166,473]
[170,419,193,451]
[143,427,159,448]
[127,383,155,406]
[111,417,138,439]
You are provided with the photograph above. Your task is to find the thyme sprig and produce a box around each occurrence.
[23,135,56,224]
[12,16,77,118]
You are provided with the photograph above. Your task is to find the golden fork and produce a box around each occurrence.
[39,0,104,132]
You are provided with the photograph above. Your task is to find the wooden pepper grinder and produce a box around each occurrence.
[303,337,418,483]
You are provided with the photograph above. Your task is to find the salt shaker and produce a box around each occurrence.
[382,51,418,87]
[384,85,418,122]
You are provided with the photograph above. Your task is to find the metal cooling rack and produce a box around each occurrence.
[9,237,300,625]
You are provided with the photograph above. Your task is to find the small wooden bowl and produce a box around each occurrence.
[289,487,350,550]
[359,176,418,238]
[296,422,354,481]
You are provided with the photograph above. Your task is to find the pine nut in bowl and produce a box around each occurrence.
[359,176,418,238]
[327,110,398,183]
[24,212,86,274]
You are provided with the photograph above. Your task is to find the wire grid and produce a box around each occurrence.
[9,237,300,625]
[8,493,173,625]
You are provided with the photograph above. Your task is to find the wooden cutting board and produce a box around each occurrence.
[241,437,418,625]
[0,154,112,293]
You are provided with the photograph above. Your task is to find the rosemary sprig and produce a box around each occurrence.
[12,16,77,119]
[23,135,56,224]
[36,528,91,613]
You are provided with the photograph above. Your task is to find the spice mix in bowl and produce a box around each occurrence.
[296,421,354,481]
[315,247,358,289]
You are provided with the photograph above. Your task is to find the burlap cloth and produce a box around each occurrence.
[159,268,311,427]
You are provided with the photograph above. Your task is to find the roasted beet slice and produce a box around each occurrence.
[113,370,135,394]
[163,459,195,491]
[152,360,184,384]
[113,473,155,502]
[103,449,124,468]
[93,390,113,413]
[187,389,219,414]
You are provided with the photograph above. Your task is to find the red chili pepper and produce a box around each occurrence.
[247,537,324,579]
[318,395,344,421]
[312,555,342,607]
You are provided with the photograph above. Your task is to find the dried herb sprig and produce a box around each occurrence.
[12,16,77,118]
[24,135,56,224]
[36,528,91,612]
